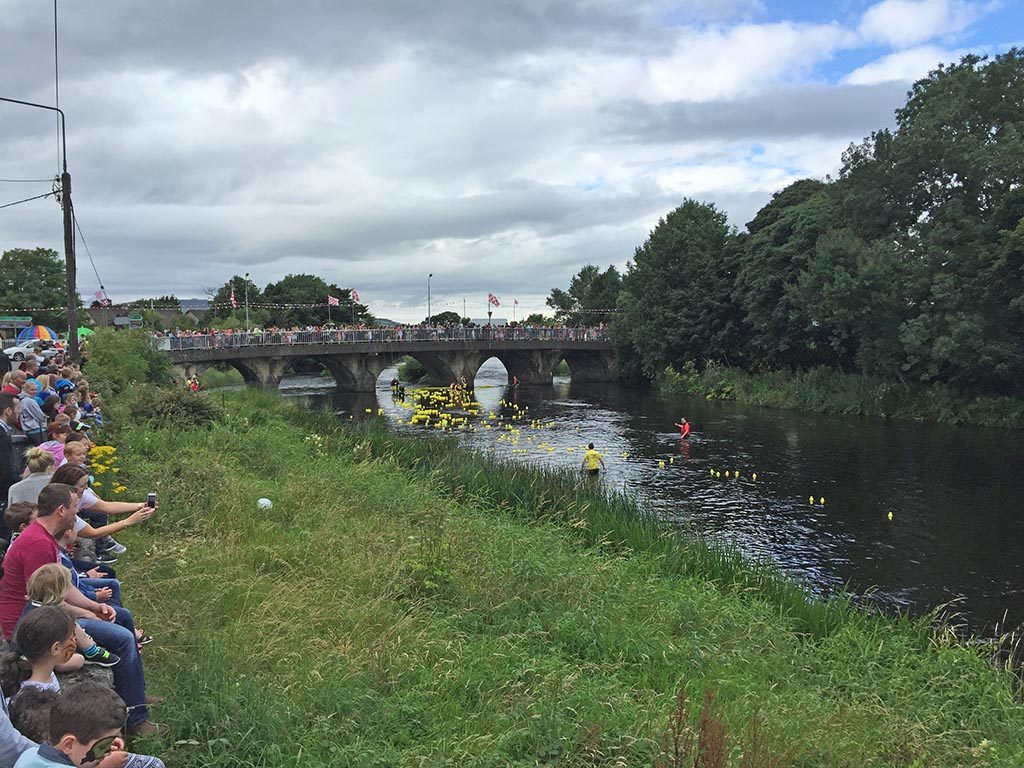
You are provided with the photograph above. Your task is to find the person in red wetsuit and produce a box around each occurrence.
[674,417,691,439]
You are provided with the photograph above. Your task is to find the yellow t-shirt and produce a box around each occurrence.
[584,449,603,471]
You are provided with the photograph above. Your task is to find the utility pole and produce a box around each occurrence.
[60,167,78,360]
[427,273,433,324]
[244,272,250,331]
[1,97,78,361]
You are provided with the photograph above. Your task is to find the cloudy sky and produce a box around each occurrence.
[1,0,1021,321]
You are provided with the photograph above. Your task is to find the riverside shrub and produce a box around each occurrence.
[658,362,1024,428]
[127,385,223,429]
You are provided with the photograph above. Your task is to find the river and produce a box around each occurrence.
[282,359,1024,635]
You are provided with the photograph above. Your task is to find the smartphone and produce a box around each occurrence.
[146,492,157,508]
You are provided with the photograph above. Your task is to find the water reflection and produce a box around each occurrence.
[282,359,1024,634]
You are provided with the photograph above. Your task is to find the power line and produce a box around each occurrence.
[53,0,61,177]
[0,191,58,210]
[70,205,106,293]
[0,178,56,184]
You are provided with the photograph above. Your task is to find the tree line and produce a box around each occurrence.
[549,50,1024,395]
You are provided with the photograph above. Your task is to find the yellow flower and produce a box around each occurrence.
[92,482,102,488]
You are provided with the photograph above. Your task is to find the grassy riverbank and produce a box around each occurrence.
[658,363,1024,429]
[110,390,1024,766]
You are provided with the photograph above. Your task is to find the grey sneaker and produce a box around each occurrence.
[107,538,127,555]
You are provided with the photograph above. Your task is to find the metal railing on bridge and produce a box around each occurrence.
[159,326,609,352]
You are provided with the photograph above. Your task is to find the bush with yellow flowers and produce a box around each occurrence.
[87,444,129,495]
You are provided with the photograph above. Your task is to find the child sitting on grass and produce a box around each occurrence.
[12,682,131,768]
[0,606,77,697]
[9,685,167,768]
[7,687,57,744]
[3,504,36,548]
[23,565,119,669]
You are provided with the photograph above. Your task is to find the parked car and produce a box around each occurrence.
[3,341,60,362]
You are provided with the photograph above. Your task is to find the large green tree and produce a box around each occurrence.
[426,311,468,326]
[734,179,840,370]
[838,49,1024,390]
[0,248,82,331]
[207,276,266,325]
[613,200,744,378]
[546,265,621,326]
[263,274,372,327]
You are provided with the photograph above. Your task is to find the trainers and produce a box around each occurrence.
[94,555,118,565]
[84,648,121,667]
[126,721,169,737]
[138,633,154,646]
[106,538,127,555]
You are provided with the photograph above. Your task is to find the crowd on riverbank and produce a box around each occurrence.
[0,350,166,767]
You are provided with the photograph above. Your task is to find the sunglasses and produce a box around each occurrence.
[83,735,118,764]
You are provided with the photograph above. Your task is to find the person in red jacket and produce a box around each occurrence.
[674,417,691,439]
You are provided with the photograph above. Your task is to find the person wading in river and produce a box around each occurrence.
[581,443,606,477]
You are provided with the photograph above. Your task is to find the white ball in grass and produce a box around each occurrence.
[257,498,273,510]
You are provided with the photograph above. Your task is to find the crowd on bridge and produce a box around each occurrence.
[0,348,166,767]
[155,322,608,351]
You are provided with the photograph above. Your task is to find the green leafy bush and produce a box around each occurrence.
[127,385,223,429]
[84,329,171,395]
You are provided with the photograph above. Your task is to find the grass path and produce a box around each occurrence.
[112,392,1023,766]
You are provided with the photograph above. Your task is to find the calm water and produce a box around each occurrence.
[282,360,1024,634]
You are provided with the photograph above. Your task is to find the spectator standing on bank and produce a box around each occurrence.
[17,384,46,448]
[0,395,23,542]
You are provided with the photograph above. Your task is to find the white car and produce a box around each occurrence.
[3,342,60,362]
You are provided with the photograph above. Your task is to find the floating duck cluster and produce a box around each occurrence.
[385,390,570,460]
[706,468,755,481]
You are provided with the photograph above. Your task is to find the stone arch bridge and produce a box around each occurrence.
[163,328,616,391]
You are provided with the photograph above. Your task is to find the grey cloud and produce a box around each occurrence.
[1,1,683,97]
[602,81,908,143]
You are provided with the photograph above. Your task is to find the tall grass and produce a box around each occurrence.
[658,363,1024,429]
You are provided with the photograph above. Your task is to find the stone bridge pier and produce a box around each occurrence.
[561,349,615,383]
[496,349,565,385]
[230,357,291,389]
[321,354,398,392]
[412,351,485,389]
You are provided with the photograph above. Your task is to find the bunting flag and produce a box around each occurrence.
[350,289,360,303]
[327,295,340,307]
[487,292,500,307]
[230,287,238,308]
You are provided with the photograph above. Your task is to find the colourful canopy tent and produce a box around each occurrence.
[15,325,59,343]
[77,326,95,337]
